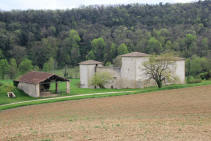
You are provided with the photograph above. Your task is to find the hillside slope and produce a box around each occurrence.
[0,1,210,68]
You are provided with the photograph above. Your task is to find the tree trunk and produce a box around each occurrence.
[156,80,162,88]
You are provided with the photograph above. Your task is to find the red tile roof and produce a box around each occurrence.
[17,71,68,84]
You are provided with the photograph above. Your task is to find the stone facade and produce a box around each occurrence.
[79,52,185,89]
[96,66,121,89]
[80,64,102,88]
[18,82,40,97]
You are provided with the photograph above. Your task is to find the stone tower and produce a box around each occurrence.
[79,60,102,88]
[120,52,150,88]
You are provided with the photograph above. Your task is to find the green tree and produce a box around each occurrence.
[117,43,128,55]
[43,57,55,72]
[8,58,18,79]
[41,37,58,58]
[90,37,106,61]
[183,34,197,77]
[59,29,81,66]
[69,29,81,65]
[0,1,210,68]
[199,38,208,57]
[113,55,122,67]
[184,33,197,58]
[0,59,9,79]
[0,49,4,59]
[165,40,173,51]
[29,42,50,68]
[33,66,40,71]
[104,43,117,63]
[146,37,162,54]
[9,45,26,64]
[86,50,95,60]
[19,58,33,74]
[186,55,210,77]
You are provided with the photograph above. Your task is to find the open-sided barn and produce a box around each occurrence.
[15,71,70,97]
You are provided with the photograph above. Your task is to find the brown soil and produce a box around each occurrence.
[1,85,211,141]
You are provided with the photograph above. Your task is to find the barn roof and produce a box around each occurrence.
[79,60,102,65]
[17,71,68,84]
[121,52,150,57]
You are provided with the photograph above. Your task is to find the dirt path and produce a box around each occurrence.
[1,85,211,141]
[0,91,135,107]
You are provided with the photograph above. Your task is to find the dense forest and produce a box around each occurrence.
[0,0,210,79]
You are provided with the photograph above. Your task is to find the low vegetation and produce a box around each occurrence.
[1,78,211,111]
[0,80,35,105]
[90,71,113,88]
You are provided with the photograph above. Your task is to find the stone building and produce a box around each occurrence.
[15,71,70,97]
[79,52,185,89]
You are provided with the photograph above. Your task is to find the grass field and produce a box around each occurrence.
[0,79,137,105]
[1,79,211,109]
[0,79,211,104]
[1,85,211,141]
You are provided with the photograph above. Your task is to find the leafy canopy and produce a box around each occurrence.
[143,53,177,88]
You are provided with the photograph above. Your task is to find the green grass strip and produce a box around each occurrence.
[0,80,211,111]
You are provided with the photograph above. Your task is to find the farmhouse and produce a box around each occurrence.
[79,52,185,89]
[15,71,70,97]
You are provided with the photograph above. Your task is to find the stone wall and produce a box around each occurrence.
[80,64,96,88]
[18,82,40,97]
[175,60,185,84]
[79,57,185,89]
[96,66,121,89]
[120,56,185,88]
[120,56,150,88]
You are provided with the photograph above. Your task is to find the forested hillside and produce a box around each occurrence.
[0,0,210,79]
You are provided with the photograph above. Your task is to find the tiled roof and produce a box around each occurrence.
[121,52,150,57]
[17,71,68,84]
[79,60,102,65]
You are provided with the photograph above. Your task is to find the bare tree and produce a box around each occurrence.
[142,53,177,88]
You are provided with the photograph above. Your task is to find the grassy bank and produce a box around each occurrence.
[0,79,136,105]
[0,79,211,111]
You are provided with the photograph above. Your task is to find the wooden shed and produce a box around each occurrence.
[15,71,70,97]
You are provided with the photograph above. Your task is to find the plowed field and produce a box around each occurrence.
[1,85,211,141]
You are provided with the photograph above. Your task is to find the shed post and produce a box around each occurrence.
[35,84,40,97]
[66,80,70,94]
[55,81,58,93]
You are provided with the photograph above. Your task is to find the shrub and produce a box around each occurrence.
[90,72,113,88]
[76,82,81,88]
[199,72,208,80]
[0,84,16,95]
[187,76,202,84]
